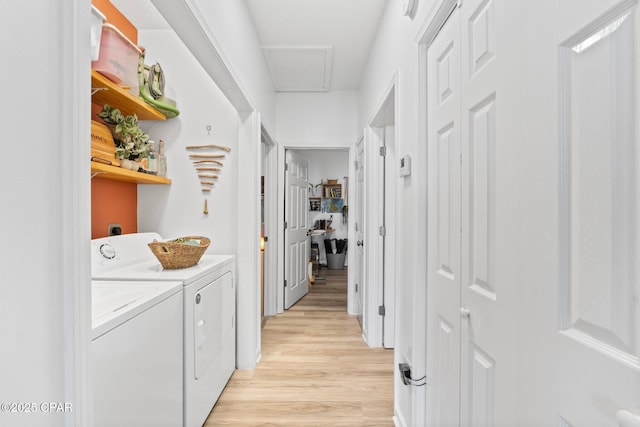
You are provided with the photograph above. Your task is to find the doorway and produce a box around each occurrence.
[367,78,397,349]
[284,148,350,311]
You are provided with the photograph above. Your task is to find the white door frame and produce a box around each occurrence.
[236,111,263,369]
[261,124,279,317]
[353,137,366,326]
[362,75,399,348]
[67,2,92,424]
[362,126,384,347]
[271,144,355,315]
[413,0,460,424]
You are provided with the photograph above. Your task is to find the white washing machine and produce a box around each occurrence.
[92,280,183,427]
[91,233,236,427]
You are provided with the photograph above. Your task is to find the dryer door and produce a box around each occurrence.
[193,272,233,379]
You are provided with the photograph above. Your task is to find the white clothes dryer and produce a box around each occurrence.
[91,233,236,427]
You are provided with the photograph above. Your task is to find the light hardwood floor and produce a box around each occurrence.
[204,267,395,426]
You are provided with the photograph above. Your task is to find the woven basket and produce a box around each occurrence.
[148,236,210,269]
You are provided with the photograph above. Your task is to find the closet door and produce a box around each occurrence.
[426,2,521,425]
[459,0,521,425]
[426,9,462,426]
[519,0,640,424]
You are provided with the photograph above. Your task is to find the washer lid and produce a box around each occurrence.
[92,254,235,284]
[91,281,181,340]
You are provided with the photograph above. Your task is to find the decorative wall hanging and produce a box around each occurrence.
[185,135,232,215]
[322,198,343,213]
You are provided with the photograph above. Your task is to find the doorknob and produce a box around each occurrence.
[617,410,640,427]
[460,307,471,319]
[357,240,364,247]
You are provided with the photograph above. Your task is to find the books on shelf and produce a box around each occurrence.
[323,185,341,198]
[309,198,321,211]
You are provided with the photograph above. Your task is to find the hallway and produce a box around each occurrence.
[205,268,395,426]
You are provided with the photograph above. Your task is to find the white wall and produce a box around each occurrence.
[138,0,272,370]
[357,0,437,425]
[276,91,359,146]
[274,92,358,313]
[0,1,91,426]
[137,29,239,256]
[136,30,264,370]
[194,0,277,129]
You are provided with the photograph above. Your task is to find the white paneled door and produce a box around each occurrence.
[426,8,463,426]
[522,0,640,425]
[426,1,521,425]
[426,0,640,426]
[284,151,309,309]
[458,0,521,425]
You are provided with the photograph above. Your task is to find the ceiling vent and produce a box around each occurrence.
[262,46,333,92]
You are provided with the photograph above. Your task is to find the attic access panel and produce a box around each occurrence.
[262,46,333,91]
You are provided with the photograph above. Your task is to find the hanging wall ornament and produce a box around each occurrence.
[185,126,232,214]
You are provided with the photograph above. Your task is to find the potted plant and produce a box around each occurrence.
[98,104,151,161]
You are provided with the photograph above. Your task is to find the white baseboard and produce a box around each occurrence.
[394,407,408,427]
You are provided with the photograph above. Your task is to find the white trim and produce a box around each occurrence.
[262,45,334,92]
[416,0,459,45]
[409,0,458,425]
[364,73,399,348]
[413,39,430,427]
[394,407,409,427]
[362,127,383,347]
[151,0,254,112]
[347,142,359,315]
[367,71,399,127]
[276,144,286,314]
[236,111,262,369]
[262,126,279,317]
[64,1,92,424]
[414,1,458,424]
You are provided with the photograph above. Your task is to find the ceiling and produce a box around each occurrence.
[245,0,387,91]
[110,0,388,92]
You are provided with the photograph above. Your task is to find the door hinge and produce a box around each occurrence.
[379,226,386,237]
[284,221,288,229]
[355,283,358,292]
[284,279,288,288]
[379,146,386,157]
[285,163,289,171]
[379,305,386,316]
[354,160,359,169]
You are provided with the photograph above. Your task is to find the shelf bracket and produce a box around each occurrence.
[91,171,107,179]
[91,87,108,96]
